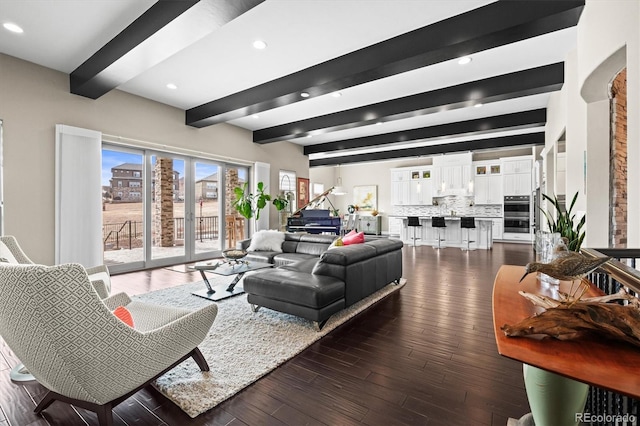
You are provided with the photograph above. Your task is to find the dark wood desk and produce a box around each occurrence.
[493,264,640,399]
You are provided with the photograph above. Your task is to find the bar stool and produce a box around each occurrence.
[461,216,476,251]
[407,216,421,247]
[431,216,446,249]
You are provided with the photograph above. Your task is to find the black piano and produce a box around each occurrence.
[286,209,341,235]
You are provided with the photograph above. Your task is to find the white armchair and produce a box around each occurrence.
[0,263,218,426]
[0,235,113,381]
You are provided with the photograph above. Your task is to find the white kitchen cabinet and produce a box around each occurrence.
[391,169,411,181]
[438,164,472,195]
[503,172,531,196]
[409,168,433,205]
[391,180,410,205]
[502,156,532,196]
[473,161,503,204]
[502,158,532,174]
[492,218,503,240]
[388,217,403,237]
[433,152,473,196]
[391,167,432,205]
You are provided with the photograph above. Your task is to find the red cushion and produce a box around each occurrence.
[344,229,357,237]
[113,306,134,328]
[342,231,365,245]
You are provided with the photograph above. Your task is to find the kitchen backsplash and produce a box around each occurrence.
[391,196,503,217]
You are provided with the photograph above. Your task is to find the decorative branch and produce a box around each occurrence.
[502,302,640,348]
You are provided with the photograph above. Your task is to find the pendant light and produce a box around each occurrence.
[333,164,346,195]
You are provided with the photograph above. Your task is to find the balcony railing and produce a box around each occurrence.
[582,248,640,425]
[103,216,219,250]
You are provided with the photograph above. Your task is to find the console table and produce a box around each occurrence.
[492,265,640,424]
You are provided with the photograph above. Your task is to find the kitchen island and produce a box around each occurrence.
[397,216,494,249]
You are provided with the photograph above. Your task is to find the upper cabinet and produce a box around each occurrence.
[473,161,503,204]
[432,152,473,196]
[502,157,532,174]
[391,166,433,205]
[501,156,532,196]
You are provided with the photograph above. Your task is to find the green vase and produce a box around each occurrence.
[523,364,589,426]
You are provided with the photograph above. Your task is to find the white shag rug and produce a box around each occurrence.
[133,276,405,418]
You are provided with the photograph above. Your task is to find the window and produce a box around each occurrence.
[117,181,123,187]
[130,192,141,198]
[279,170,297,212]
[206,191,216,198]
[279,170,296,193]
[133,171,141,177]
[129,181,140,187]
[206,182,216,189]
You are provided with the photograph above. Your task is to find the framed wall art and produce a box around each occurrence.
[297,177,310,207]
[353,185,377,211]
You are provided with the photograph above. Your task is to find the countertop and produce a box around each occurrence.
[390,215,496,221]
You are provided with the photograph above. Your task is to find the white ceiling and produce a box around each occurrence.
[0,0,579,163]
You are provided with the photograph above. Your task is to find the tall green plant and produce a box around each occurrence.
[541,191,585,251]
[233,182,271,220]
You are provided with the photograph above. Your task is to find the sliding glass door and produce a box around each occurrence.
[102,147,145,267]
[102,145,238,272]
[194,160,222,256]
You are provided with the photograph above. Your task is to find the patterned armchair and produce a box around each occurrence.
[0,235,112,298]
[0,263,218,426]
[0,235,113,381]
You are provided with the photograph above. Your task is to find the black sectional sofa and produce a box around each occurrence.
[239,233,403,329]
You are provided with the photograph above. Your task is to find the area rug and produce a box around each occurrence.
[133,276,406,418]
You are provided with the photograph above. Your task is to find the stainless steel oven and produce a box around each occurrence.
[504,195,530,234]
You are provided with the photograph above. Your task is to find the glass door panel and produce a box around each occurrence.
[194,161,222,255]
[224,166,249,249]
[150,155,185,261]
[101,148,145,266]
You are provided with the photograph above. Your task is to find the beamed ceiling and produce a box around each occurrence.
[0,0,584,167]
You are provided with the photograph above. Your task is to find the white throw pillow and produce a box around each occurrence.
[0,242,19,264]
[247,230,285,252]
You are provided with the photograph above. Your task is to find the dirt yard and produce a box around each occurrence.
[102,200,220,224]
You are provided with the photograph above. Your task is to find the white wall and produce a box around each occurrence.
[545,0,640,247]
[0,53,308,263]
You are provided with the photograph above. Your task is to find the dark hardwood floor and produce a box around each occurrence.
[0,242,535,426]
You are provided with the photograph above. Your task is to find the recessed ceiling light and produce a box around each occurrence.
[458,56,472,65]
[252,114,260,119]
[306,135,312,138]
[331,92,342,98]
[252,40,267,50]
[375,122,383,126]
[474,103,483,108]
[300,92,310,98]
[3,22,24,33]
[166,83,177,90]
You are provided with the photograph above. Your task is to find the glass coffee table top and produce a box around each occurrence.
[192,260,272,301]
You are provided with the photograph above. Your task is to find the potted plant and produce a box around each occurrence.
[272,191,292,231]
[541,191,585,252]
[233,182,271,220]
[272,192,290,212]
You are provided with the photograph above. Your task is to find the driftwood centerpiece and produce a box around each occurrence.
[502,301,640,348]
